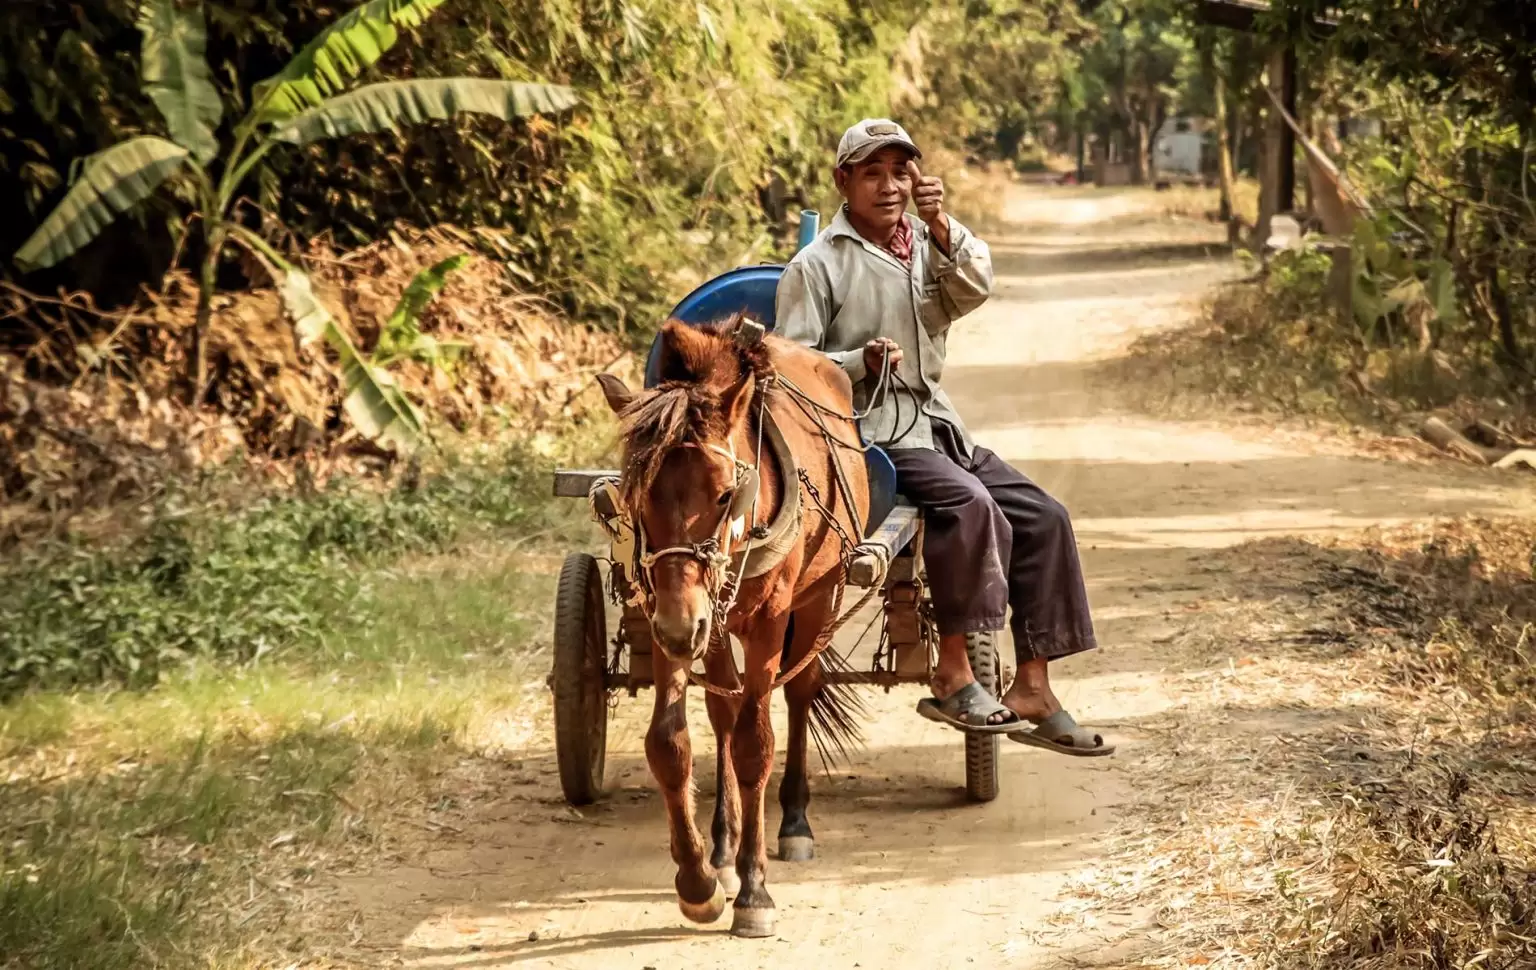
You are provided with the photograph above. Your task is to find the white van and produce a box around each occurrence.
[1154,116,1214,187]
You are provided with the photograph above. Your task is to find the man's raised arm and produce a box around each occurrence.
[926,217,994,324]
[775,259,868,385]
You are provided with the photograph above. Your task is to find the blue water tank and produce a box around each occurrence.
[644,265,785,387]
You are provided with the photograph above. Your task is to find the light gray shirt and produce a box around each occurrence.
[775,207,994,453]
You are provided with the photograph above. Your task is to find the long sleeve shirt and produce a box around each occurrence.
[775,207,994,453]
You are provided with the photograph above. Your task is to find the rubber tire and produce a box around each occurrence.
[553,552,609,806]
[963,632,1001,803]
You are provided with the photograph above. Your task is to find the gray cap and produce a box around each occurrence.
[835,118,922,168]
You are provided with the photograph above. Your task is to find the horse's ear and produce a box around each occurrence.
[721,371,756,432]
[596,373,635,414]
[656,320,715,383]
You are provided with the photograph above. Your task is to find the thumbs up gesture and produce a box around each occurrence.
[906,160,946,228]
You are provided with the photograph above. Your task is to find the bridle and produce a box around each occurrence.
[633,439,762,622]
[587,319,888,697]
[587,393,771,636]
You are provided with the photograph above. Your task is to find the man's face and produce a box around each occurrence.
[836,146,915,233]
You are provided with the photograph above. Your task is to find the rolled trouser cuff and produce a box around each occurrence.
[1012,622,1097,662]
[935,612,1007,638]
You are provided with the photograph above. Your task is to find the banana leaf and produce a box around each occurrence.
[268,78,578,145]
[14,137,189,271]
[375,252,470,365]
[138,0,223,164]
[250,0,450,124]
[279,270,425,451]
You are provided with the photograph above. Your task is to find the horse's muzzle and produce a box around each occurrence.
[652,612,711,661]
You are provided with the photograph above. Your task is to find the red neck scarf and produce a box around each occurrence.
[883,217,914,266]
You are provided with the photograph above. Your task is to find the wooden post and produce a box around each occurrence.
[1076,123,1086,183]
[1253,47,1284,249]
[1279,45,1297,213]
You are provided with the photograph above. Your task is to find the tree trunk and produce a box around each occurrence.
[1076,121,1086,183]
[1147,99,1165,185]
[1253,47,1289,251]
[1214,67,1236,222]
[189,231,222,407]
[1490,269,1521,363]
[1129,102,1148,186]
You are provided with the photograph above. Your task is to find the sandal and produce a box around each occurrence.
[1009,710,1116,757]
[917,682,1026,735]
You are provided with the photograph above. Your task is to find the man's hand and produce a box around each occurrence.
[907,160,951,254]
[863,337,903,380]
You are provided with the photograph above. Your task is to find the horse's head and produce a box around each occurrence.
[599,319,767,661]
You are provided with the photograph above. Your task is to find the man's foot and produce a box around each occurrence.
[927,675,1017,726]
[917,683,1025,734]
[931,633,1013,727]
[1000,657,1064,724]
[1001,657,1115,756]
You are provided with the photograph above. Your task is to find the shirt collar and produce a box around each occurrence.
[829,206,923,239]
[828,206,923,264]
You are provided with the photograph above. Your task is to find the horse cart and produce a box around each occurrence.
[548,214,1004,809]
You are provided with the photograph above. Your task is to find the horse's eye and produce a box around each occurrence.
[717,491,732,506]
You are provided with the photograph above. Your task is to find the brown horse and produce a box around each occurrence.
[596,317,870,938]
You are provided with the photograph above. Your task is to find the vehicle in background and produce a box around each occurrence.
[1153,116,1218,189]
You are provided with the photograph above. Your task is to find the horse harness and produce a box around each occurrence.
[588,356,884,699]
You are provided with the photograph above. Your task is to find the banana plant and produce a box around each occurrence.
[12,0,578,444]
[373,253,472,368]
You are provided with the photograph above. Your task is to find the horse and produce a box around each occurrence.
[595,316,870,938]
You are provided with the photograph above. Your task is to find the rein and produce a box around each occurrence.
[685,375,882,700]
[604,329,891,701]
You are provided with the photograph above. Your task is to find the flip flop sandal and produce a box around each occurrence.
[1009,710,1116,757]
[916,682,1026,735]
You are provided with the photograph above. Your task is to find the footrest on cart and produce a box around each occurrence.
[849,504,919,587]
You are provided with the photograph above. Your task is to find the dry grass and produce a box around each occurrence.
[1064,517,1536,969]
[1,226,634,544]
[1114,261,1536,448]
[1153,178,1261,229]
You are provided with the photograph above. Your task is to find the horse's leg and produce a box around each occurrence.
[703,646,743,896]
[731,614,791,938]
[646,655,725,924]
[779,590,836,862]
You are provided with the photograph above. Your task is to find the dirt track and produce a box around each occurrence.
[324,187,1536,969]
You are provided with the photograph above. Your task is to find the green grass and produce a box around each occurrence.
[0,432,609,969]
[1,547,565,969]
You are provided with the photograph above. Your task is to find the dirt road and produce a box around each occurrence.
[326,187,1534,969]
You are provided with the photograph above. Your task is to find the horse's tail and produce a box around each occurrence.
[807,645,866,774]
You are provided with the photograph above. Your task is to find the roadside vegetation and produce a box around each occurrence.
[0,432,601,970]
[1120,1,1536,446]
[1071,515,1536,969]
[5,0,1536,967]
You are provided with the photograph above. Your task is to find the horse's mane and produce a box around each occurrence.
[619,316,774,504]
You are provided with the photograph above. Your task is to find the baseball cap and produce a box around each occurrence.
[835,118,922,168]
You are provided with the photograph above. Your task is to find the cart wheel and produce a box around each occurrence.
[553,552,609,805]
[964,632,1001,803]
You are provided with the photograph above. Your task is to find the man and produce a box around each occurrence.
[776,119,1113,756]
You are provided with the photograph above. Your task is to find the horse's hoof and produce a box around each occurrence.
[731,906,777,938]
[678,882,727,924]
[716,866,741,896]
[778,836,815,862]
